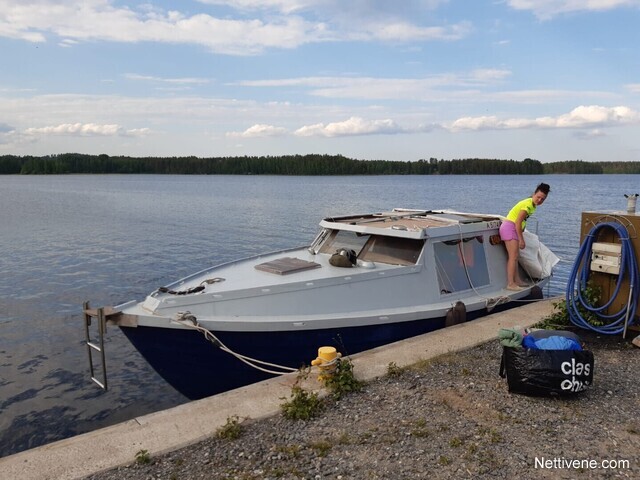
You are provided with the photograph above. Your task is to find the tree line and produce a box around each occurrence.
[0,153,637,175]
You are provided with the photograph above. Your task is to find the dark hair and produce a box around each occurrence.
[535,183,550,195]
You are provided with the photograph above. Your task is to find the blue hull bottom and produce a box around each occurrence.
[121,296,538,399]
[122,316,444,399]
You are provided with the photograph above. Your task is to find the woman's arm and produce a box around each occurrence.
[515,209,528,249]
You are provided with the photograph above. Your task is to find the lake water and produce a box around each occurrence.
[1,173,638,457]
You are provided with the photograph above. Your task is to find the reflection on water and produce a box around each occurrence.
[1,173,637,457]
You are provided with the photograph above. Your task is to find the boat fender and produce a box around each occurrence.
[445,301,467,327]
[329,248,357,267]
[528,285,543,300]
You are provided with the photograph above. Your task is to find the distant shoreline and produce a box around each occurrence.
[1,153,638,175]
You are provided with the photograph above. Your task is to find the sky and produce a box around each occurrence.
[1,0,640,163]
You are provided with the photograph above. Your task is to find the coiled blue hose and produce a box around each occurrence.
[566,222,639,334]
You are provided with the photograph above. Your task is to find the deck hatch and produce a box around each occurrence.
[255,257,321,275]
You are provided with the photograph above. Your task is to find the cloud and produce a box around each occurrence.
[0,0,330,55]
[200,0,451,18]
[58,38,79,48]
[298,1,470,43]
[506,0,640,19]
[237,70,512,100]
[448,105,640,131]
[489,89,615,104]
[125,128,152,137]
[353,20,471,42]
[0,1,470,54]
[197,0,318,14]
[574,129,607,139]
[470,68,512,82]
[5,92,634,151]
[553,105,639,127]
[294,116,403,137]
[24,123,150,137]
[626,83,640,93]
[226,124,288,137]
[227,116,411,139]
[0,94,287,137]
[124,73,211,85]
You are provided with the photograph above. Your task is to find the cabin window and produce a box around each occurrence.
[319,231,424,266]
[319,230,370,255]
[434,236,490,294]
[359,236,424,265]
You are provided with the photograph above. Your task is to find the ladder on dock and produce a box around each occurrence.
[82,301,119,391]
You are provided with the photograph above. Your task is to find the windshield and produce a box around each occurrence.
[320,230,424,265]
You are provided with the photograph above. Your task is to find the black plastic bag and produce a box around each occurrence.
[499,346,594,396]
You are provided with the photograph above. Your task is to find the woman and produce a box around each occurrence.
[500,183,550,291]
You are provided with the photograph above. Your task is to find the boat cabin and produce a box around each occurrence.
[311,209,503,295]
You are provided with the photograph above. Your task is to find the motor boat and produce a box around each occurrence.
[87,208,558,399]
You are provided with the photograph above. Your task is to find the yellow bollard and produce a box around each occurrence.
[311,346,341,380]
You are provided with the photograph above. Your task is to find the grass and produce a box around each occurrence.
[308,440,332,457]
[411,418,431,438]
[321,358,363,399]
[280,357,363,421]
[449,437,463,447]
[134,449,151,465]
[386,361,404,377]
[281,385,324,420]
[275,444,301,457]
[216,415,245,440]
[535,281,602,330]
[478,426,502,443]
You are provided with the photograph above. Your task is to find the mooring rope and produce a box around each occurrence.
[173,313,341,376]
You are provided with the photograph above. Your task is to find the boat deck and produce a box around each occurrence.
[156,245,405,295]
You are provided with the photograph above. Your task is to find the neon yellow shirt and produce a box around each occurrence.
[506,198,536,230]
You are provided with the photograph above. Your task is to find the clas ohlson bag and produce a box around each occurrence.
[499,330,594,396]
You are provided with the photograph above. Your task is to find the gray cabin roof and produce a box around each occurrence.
[320,208,502,239]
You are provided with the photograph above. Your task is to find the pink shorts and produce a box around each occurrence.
[499,220,518,241]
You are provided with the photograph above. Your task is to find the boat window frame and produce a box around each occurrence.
[434,234,490,294]
[358,235,425,266]
[318,229,371,256]
[319,229,425,266]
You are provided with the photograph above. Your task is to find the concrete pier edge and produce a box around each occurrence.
[0,298,558,480]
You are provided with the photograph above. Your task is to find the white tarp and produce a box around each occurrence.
[519,230,560,279]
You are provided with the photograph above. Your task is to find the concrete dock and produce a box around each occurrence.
[0,298,557,480]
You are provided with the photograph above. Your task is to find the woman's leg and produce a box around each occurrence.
[504,239,520,288]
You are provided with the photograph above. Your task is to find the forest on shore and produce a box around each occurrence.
[0,153,638,175]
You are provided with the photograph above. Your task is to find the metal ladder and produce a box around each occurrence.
[82,301,110,391]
